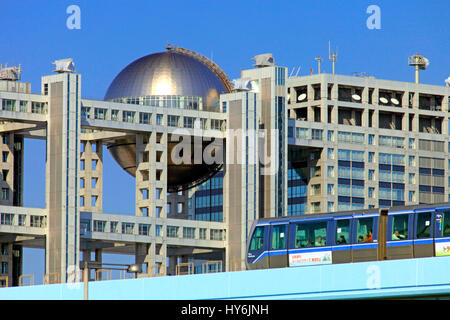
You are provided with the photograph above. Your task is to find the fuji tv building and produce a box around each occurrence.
[0,46,449,285]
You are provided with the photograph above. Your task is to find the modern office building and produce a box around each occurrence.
[0,47,448,286]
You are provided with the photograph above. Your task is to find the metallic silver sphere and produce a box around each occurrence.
[104,51,226,110]
[104,50,227,192]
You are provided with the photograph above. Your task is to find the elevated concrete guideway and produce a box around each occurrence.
[1,256,450,299]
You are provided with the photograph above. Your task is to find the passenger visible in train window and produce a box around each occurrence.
[337,235,347,244]
[315,236,325,246]
[392,229,406,240]
[358,235,364,243]
[365,229,373,242]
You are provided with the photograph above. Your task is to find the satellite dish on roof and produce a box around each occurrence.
[379,97,388,104]
[445,77,450,87]
[352,94,361,101]
[391,98,400,105]
[298,93,307,102]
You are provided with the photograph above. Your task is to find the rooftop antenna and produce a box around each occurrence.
[329,41,337,75]
[315,56,322,74]
[295,66,301,77]
[408,53,429,84]
[289,67,295,77]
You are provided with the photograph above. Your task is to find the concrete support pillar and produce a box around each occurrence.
[79,140,103,213]
[135,131,168,275]
[44,72,81,283]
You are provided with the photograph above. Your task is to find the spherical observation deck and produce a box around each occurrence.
[104,48,229,192]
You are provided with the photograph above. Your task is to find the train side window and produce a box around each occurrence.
[442,211,450,237]
[295,222,327,248]
[271,225,286,250]
[391,214,408,240]
[356,218,373,243]
[335,219,350,245]
[249,226,265,250]
[416,212,432,239]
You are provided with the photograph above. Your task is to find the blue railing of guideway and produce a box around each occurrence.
[2,256,450,300]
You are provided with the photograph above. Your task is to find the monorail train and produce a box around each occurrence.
[246,203,450,270]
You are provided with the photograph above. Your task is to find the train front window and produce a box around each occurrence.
[249,226,265,251]
[295,222,327,248]
[271,225,286,250]
[391,214,408,240]
[335,219,350,245]
[416,212,432,238]
[356,218,373,243]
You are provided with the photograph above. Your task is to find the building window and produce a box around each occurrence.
[327,148,335,160]
[122,222,135,235]
[91,160,98,170]
[141,189,148,200]
[93,220,106,232]
[327,130,334,142]
[311,184,321,196]
[2,152,8,163]
[168,115,180,127]
[139,112,151,124]
[80,160,85,171]
[110,221,119,233]
[311,129,323,140]
[0,213,13,225]
[1,262,8,274]
[122,111,136,123]
[80,178,85,189]
[167,226,179,238]
[91,196,97,207]
[327,184,334,195]
[139,224,150,236]
[156,114,163,125]
[311,202,321,213]
[1,188,9,201]
[368,134,375,145]
[183,117,195,128]
[327,202,334,212]
[155,225,163,237]
[327,166,334,178]
[91,178,97,189]
[368,152,375,163]
[183,227,195,239]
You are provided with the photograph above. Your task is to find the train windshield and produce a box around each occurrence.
[249,226,265,251]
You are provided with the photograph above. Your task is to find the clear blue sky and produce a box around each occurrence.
[0,0,448,282]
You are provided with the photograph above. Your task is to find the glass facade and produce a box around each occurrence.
[194,171,223,221]
[288,162,307,215]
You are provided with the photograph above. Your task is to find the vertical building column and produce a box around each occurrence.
[44,72,81,283]
[135,130,167,274]
[79,140,103,213]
